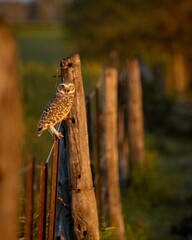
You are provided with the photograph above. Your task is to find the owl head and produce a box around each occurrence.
[57,83,75,95]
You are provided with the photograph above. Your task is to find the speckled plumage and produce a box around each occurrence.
[38,82,75,138]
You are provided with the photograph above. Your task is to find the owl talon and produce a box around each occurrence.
[49,125,64,139]
[56,132,64,139]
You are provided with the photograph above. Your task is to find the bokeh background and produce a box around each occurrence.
[0,0,192,239]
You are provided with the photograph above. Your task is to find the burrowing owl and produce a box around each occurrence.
[38,82,75,139]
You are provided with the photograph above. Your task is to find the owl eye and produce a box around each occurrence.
[58,84,64,91]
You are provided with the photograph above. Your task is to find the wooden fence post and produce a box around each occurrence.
[57,54,99,240]
[103,67,126,240]
[25,155,35,240]
[38,162,48,240]
[127,59,145,164]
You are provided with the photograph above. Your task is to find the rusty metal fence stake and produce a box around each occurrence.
[24,155,35,240]
[38,162,48,240]
[48,137,60,240]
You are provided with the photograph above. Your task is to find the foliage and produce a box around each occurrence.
[122,134,192,240]
[18,195,40,239]
[142,79,175,133]
[21,63,55,161]
[100,221,118,240]
[129,151,173,206]
[63,0,192,59]
[81,59,102,94]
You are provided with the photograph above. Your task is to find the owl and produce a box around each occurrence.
[38,82,75,139]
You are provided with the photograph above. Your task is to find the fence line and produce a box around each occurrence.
[19,54,145,240]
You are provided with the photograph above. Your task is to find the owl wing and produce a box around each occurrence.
[38,95,74,134]
[38,96,59,134]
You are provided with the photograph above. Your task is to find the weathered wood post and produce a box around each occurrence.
[0,19,22,240]
[127,59,145,165]
[103,67,126,240]
[56,54,99,239]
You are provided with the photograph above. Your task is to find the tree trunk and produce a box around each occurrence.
[0,20,22,240]
[103,67,126,240]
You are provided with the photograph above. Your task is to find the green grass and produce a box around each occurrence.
[15,26,74,65]
[21,63,55,161]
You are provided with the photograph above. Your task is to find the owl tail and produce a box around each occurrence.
[38,127,43,137]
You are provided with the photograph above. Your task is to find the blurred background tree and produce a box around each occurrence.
[63,0,192,136]
[63,0,192,58]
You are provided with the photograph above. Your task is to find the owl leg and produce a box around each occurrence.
[48,129,54,137]
[49,125,64,139]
